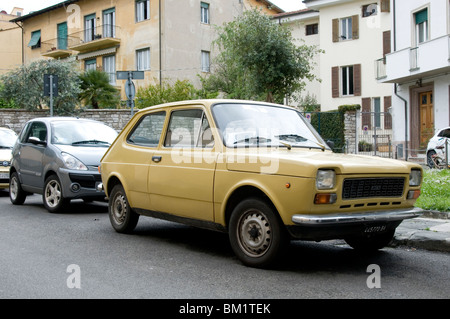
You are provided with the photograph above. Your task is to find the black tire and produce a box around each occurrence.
[9,171,27,205]
[109,184,139,233]
[345,229,395,251]
[228,198,288,268]
[43,174,70,213]
[427,150,436,168]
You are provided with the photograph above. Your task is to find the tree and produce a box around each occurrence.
[0,59,81,115]
[79,70,120,109]
[206,9,321,103]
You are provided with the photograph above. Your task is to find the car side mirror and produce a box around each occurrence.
[326,140,335,149]
[28,136,47,146]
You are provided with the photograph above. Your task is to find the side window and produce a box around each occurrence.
[127,111,166,147]
[164,109,214,148]
[26,122,47,142]
[438,129,450,138]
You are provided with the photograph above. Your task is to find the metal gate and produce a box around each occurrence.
[357,111,393,158]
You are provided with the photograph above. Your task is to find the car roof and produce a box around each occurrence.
[26,117,105,124]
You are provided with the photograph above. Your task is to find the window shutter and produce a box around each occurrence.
[352,15,359,39]
[380,0,390,13]
[332,66,339,98]
[382,30,391,60]
[362,98,371,130]
[353,64,361,96]
[384,96,392,129]
[332,19,339,42]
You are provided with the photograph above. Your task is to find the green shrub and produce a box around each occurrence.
[415,169,450,212]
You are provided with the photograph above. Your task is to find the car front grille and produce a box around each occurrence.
[69,173,102,189]
[342,178,405,199]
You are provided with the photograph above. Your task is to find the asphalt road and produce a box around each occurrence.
[0,191,449,300]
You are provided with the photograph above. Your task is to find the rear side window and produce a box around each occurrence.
[127,111,166,147]
[438,128,450,138]
[23,122,47,143]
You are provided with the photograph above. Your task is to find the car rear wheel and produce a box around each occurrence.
[229,198,288,268]
[43,174,69,213]
[109,184,139,233]
[345,229,395,251]
[9,172,27,205]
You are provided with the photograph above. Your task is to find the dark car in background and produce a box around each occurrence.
[9,117,118,213]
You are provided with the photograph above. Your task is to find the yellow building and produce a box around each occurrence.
[11,0,282,99]
[0,8,24,74]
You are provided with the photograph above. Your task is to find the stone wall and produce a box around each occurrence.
[0,109,134,134]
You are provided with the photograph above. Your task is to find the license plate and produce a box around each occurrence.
[364,224,387,233]
[0,173,9,179]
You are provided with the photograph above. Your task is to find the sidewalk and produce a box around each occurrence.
[390,211,450,253]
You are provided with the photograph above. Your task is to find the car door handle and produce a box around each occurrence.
[152,156,162,163]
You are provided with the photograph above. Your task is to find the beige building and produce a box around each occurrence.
[11,0,282,98]
[0,8,24,74]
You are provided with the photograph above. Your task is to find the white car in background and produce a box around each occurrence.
[0,126,18,190]
[426,127,450,168]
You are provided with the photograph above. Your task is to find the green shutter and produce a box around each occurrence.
[415,8,428,25]
[28,30,41,47]
[201,2,209,8]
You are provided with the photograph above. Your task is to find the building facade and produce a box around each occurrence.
[0,7,23,74]
[378,0,450,160]
[11,0,282,99]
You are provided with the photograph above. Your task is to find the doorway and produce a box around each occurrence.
[419,91,434,146]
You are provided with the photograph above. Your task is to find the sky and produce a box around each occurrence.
[1,0,306,15]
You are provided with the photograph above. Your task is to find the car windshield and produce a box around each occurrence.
[211,103,329,150]
[51,120,117,146]
[0,129,17,149]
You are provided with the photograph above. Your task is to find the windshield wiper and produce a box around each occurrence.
[233,137,272,145]
[72,140,111,146]
[275,134,326,151]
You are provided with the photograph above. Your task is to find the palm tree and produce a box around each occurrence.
[79,70,120,109]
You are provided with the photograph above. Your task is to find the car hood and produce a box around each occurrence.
[225,149,418,177]
[56,145,110,166]
[0,148,12,161]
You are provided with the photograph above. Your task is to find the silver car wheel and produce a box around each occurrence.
[44,180,62,208]
[236,209,272,258]
[10,176,19,201]
[111,193,127,225]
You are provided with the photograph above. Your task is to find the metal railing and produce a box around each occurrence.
[375,57,386,79]
[67,24,120,47]
[410,47,419,70]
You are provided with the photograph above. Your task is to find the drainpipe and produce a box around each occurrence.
[159,0,162,85]
[14,21,24,65]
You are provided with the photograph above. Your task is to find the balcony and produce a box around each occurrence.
[378,35,450,84]
[41,37,72,59]
[68,24,121,53]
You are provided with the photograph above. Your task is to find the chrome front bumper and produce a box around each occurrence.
[292,207,424,226]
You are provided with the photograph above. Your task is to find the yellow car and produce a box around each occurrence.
[100,100,423,267]
[0,127,18,190]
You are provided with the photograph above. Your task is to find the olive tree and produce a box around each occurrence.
[0,58,81,115]
[206,9,321,103]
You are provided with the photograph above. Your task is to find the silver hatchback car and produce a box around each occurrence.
[10,117,118,213]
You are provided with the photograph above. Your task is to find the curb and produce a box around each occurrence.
[391,230,450,253]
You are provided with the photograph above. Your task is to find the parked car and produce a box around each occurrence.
[0,126,18,190]
[10,117,118,213]
[100,100,423,268]
[426,126,450,168]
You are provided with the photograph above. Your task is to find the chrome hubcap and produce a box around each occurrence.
[10,177,18,200]
[112,193,127,225]
[45,180,62,208]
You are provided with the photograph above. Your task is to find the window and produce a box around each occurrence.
[332,15,358,42]
[201,2,210,24]
[201,51,210,72]
[341,17,353,40]
[306,23,318,36]
[103,8,116,38]
[127,111,166,147]
[103,55,116,85]
[85,59,97,71]
[28,30,41,49]
[164,109,212,148]
[136,0,150,22]
[362,4,377,18]
[414,8,428,44]
[25,122,47,143]
[57,22,68,50]
[136,48,151,71]
[341,66,354,96]
[84,14,96,42]
[373,97,381,128]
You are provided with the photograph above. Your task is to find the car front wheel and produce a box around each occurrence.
[109,184,139,233]
[43,174,69,213]
[9,172,27,205]
[229,198,288,268]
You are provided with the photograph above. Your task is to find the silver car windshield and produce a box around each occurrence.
[211,103,329,150]
[51,121,117,146]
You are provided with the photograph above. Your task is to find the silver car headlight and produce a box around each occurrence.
[409,169,422,186]
[316,169,336,190]
[62,152,88,171]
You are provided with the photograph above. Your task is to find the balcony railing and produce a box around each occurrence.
[410,47,419,71]
[41,37,72,58]
[375,57,386,80]
[68,24,121,52]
